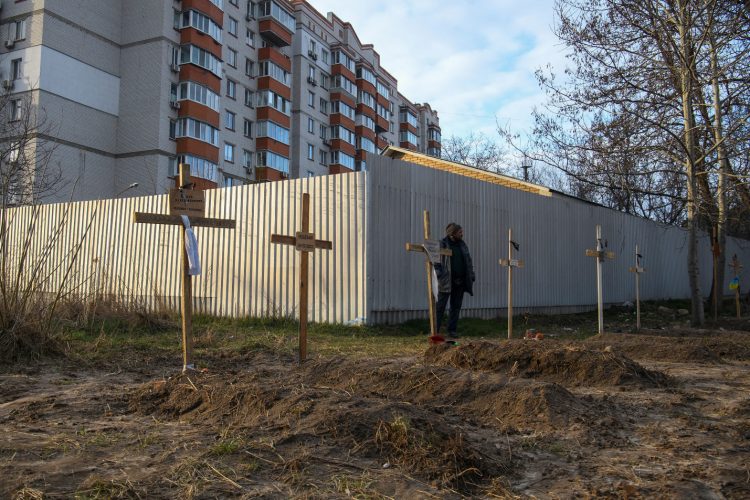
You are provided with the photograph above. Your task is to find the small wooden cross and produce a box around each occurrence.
[730,254,743,319]
[628,245,645,330]
[134,164,236,372]
[585,225,615,335]
[406,210,452,340]
[271,193,332,363]
[499,228,524,339]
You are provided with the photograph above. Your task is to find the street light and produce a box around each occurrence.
[521,155,533,182]
[115,182,139,198]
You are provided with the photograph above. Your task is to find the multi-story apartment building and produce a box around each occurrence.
[0,0,440,202]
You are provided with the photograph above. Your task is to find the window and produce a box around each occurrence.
[330,125,355,145]
[357,90,376,110]
[258,1,296,32]
[228,17,238,36]
[256,150,290,174]
[309,39,317,53]
[320,98,328,114]
[226,79,236,99]
[11,59,22,80]
[209,0,224,10]
[332,50,355,72]
[376,81,390,100]
[227,47,237,67]
[428,128,441,142]
[319,123,327,139]
[258,60,290,85]
[224,143,235,162]
[256,90,290,114]
[320,73,330,90]
[331,151,355,169]
[175,81,221,111]
[331,100,355,120]
[8,99,22,121]
[319,150,328,165]
[244,118,253,137]
[308,65,315,79]
[175,118,219,146]
[399,130,419,145]
[246,29,255,47]
[400,109,418,128]
[257,120,290,144]
[180,45,222,76]
[332,74,355,96]
[169,119,176,139]
[357,114,375,131]
[307,143,314,161]
[177,154,218,182]
[10,19,26,42]
[245,58,254,77]
[356,66,377,86]
[321,49,329,64]
[377,103,390,121]
[243,149,253,168]
[244,88,254,107]
[176,11,222,43]
[358,136,377,154]
[307,117,314,133]
[307,91,315,108]
[225,110,235,130]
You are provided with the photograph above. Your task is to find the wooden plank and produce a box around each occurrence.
[134,212,235,229]
[271,234,296,246]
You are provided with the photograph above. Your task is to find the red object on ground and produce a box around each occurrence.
[429,334,446,344]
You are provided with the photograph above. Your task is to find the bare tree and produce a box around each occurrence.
[441,132,509,173]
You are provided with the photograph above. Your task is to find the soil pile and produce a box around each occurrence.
[584,332,750,363]
[423,340,670,387]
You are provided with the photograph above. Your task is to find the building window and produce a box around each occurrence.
[256,150,290,174]
[176,11,222,43]
[319,123,327,139]
[175,81,221,111]
[180,44,222,76]
[244,118,253,137]
[319,150,328,165]
[11,59,22,80]
[9,99,22,122]
[226,79,236,99]
[307,117,314,134]
[307,91,315,108]
[308,65,315,79]
[224,143,235,163]
[320,73,329,90]
[243,149,253,168]
[227,48,238,68]
[175,118,219,146]
[244,88,254,107]
[245,58,254,77]
[169,119,176,139]
[258,60,290,85]
[257,120,290,144]
[321,49,329,64]
[228,17,238,36]
[225,111,236,130]
[10,19,26,42]
[246,29,255,47]
[307,143,314,160]
[319,98,328,114]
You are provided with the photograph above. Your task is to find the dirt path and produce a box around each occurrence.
[1,331,749,498]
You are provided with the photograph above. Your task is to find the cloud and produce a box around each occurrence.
[309,0,562,139]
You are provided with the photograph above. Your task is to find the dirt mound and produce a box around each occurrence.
[584,332,750,363]
[129,370,507,489]
[423,340,670,388]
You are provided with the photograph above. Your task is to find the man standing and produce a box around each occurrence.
[435,223,475,338]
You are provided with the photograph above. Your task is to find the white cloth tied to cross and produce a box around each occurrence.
[180,215,201,276]
[424,245,440,300]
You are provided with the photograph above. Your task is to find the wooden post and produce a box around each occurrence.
[406,210,452,339]
[730,254,743,319]
[271,193,333,363]
[134,164,236,372]
[499,228,523,339]
[628,246,645,331]
[586,225,615,335]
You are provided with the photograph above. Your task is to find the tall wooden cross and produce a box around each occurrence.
[628,245,645,330]
[134,164,235,372]
[730,254,743,319]
[585,225,615,335]
[406,210,452,341]
[271,193,332,363]
[499,228,524,339]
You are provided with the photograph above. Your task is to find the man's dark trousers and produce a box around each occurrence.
[436,281,465,335]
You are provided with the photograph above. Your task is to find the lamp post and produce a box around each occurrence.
[521,155,533,182]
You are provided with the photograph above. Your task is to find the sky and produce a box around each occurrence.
[309,0,566,141]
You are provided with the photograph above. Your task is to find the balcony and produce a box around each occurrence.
[259,18,293,47]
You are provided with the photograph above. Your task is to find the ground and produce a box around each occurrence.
[1,306,749,499]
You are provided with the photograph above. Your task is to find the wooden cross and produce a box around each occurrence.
[134,164,235,372]
[628,245,645,330]
[585,225,615,335]
[271,193,332,363]
[406,210,452,339]
[499,228,524,339]
[730,254,743,319]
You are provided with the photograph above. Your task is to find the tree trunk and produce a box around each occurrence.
[678,0,704,326]
[710,36,728,318]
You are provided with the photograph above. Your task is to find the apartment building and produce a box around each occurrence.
[0,0,440,202]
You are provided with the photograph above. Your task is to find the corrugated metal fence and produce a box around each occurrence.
[366,155,750,323]
[4,173,367,323]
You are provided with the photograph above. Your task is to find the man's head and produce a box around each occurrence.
[446,223,463,241]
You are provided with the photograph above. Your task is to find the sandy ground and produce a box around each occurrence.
[1,326,749,498]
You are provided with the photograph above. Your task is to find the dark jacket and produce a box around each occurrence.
[435,236,475,295]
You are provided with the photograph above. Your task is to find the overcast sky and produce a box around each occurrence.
[310,0,565,140]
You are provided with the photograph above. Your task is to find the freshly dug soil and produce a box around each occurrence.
[423,340,671,387]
